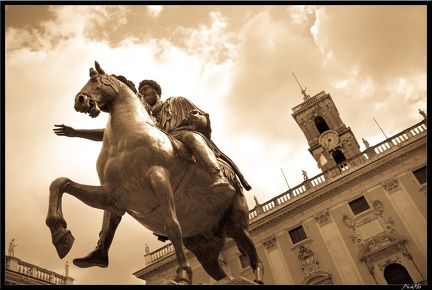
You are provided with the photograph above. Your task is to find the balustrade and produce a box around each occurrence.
[5,256,69,285]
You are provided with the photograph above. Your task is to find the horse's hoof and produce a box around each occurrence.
[253,262,264,284]
[174,266,192,285]
[174,279,190,285]
[53,229,75,259]
[174,274,192,285]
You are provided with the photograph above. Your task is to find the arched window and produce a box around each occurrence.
[384,263,414,284]
[332,150,346,164]
[314,116,330,134]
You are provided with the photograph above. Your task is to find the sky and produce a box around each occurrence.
[3,4,427,285]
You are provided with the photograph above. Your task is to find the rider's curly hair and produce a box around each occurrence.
[138,79,162,97]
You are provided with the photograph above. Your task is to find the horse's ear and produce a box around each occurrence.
[95,61,105,75]
[89,67,98,77]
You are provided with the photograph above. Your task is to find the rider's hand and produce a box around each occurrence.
[53,124,77,137]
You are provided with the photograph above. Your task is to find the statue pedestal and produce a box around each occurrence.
[159,276,258,285]
[213,276,258,285]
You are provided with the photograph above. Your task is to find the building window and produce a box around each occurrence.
[239,254,250,269]
[384,263,414,284]
[349,196,370,215]
[289,226,307,244]
[412,166,426,184]
[314,116,330,134]
[333,150,347,164]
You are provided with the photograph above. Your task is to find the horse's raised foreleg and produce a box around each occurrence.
[46,177,122,259]
[148,166,192,285]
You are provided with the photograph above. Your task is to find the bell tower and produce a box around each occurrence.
[291,74,363,172]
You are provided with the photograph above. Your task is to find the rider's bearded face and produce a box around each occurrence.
[140,85,160,106]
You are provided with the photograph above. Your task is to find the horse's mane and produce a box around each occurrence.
[111,74,137,94]
[110,74,155,119]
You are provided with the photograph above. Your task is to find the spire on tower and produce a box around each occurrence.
[292,72,310,101]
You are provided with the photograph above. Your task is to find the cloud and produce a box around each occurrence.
[313,6,426,81]
[147,5,163,18]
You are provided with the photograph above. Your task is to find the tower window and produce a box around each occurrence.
[333,150,347,164]
[348,196,370,215]
[289,226,307,244]
[314,116,330,134]
[412,166,426,184]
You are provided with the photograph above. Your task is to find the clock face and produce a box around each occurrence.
[319,130,340,150]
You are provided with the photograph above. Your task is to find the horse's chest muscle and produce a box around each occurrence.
[98,138,146,174]
[96,129,172,182]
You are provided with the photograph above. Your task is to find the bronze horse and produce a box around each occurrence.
[46,61,264,284]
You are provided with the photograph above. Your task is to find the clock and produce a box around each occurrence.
[319,130,340,150]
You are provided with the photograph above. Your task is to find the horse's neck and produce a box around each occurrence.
[108,91,154,132]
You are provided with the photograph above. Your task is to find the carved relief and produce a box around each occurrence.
[378,257,400,271]
[373,199,396,234]
[342,198,398,249]
[367,233,393,251]
[314,209,331,226]
[381,177,400,193]
[372,199,384,214]
[342,213,355,228]
[302,272,333,285]
[342,214,363,247]
[357,216,375,226]
[297,245,319,275]
[262,235,277,251]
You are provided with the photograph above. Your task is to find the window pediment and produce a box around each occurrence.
[358,233,407,262]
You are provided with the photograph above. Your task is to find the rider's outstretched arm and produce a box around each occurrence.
[53,124,104,141]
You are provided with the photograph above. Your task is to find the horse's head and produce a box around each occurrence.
[74,61,122,118]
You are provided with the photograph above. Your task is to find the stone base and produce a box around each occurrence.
[159,276,258,285]
[212,276,258,285]
[159,279,180,285]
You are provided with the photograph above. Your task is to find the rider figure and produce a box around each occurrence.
[138,79,233,190]
[54,78,251,268]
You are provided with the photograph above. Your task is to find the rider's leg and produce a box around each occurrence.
[73,211,122,268]
[181,132,235,192]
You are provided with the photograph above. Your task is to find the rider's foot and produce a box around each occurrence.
[73,249,108,268]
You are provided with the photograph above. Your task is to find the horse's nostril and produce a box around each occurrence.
[78,95,84,103]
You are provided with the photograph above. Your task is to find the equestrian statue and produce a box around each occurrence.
[46,61,264,284]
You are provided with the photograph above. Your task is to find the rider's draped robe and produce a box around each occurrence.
[150,96,251,191]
